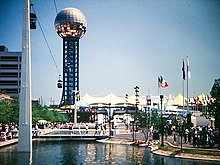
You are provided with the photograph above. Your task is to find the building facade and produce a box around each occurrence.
[0,45,21,98]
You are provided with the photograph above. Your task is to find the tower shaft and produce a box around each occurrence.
[60,37,79,106]
[18,0,32,152]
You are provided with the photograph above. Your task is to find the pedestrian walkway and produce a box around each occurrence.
[0,139,18,148]
[164,135,219,152]
[114,127,220,152]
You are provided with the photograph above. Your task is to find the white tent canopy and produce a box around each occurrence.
[58,92,210,108]
[169,93,187,106]
[81,93,148,106]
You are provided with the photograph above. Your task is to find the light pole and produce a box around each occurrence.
[134,86,140,141]
[160,94,164,146]
[125,94,129,129]
[178,118,185,153]
[146,95,151,135]
[108,103,111,138]
[180,120,183,153]
[73,89,80,124]
[125,94,128,105]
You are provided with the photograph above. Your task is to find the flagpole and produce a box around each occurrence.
[157,76,161,114]
[182,59,185,111]
[183,79,185,110]
[186,56,189,114]
[158,76,161,96]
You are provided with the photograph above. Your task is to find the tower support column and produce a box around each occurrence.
[18,0,32,152]
[60,37,79,123]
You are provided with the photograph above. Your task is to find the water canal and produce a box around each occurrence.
[0,140,218,165]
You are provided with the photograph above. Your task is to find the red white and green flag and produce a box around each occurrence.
[158,76,168,89]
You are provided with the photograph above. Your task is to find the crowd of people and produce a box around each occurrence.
[0,121,218,149]
[94,123,107,135]
[0,123,18,141]
[164,124,217,148]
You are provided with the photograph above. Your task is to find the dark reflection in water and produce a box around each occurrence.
[0,140,218,165]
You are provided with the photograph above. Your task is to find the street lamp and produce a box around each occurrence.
[134,86,140,141]
[160,94,164,146]
[125,94,128,104]
[73,89,80,124]
[108,103,111,138]
[134,86,140,115]
[179,119,184,153]
[125,94,128,113]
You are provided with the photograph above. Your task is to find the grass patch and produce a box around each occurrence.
[159,143,220,156]
[183,149,220,156]
[159,144,179,153]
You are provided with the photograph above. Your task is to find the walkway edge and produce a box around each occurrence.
[165,141,220,152]
[96,138,220,161]
[151,141,220,162]
[0,139,18,148]
[152,149,220,162]
[96,138,135,145]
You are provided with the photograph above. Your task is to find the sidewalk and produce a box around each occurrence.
[164,135,219,152]
[113,129,220,161]
[0,139,18,148]
[114,127,219,151]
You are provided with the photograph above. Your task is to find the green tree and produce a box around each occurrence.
[134,110,160,141]
[9,100,19,123]
[0,99,19,123]
[208,78,220,147]
[32,102,67,123]
[0,100,67,123]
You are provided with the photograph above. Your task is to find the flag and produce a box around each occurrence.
[182,59,186,80]
[158,75,168,88]
[158,76,162,87]
[161,78,168,88]
[187,56,191,79]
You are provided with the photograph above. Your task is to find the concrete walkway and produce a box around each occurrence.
[0,139,18,148]
[113,130,220,161]
[114,128,220,152]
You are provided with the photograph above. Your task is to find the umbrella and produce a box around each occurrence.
[38,119,48,123]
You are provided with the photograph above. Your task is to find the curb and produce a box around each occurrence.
[165,141,220,152]
[152,141,220,161]
[0,139,18,148]
[152,149,220,162]
[96,138,135,145]
[97,138,220,161]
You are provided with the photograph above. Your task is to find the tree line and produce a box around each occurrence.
[0,100,67,123]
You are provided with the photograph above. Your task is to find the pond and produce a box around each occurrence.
[0,140,218,165]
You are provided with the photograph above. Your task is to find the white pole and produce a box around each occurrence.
[182,59,185,111]
[18,0,32,152]
[74,88,77,124]
[186,56,189,114]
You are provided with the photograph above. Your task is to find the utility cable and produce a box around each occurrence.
[31,4,61,77]
[53,0,58,14]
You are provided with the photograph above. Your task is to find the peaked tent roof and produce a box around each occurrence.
[197,93,208,105]
[169,93,187,106]
[81,93,143,106]
[81,93,107,105]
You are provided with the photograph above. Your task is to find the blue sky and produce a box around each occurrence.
[0,0,219,105]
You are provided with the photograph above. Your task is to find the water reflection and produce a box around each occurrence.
[0,140,219,165]
[17,152,32,165]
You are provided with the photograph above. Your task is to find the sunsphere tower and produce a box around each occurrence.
[54,8,87,107]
